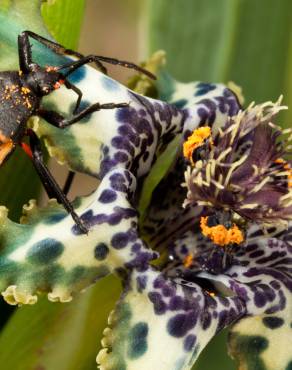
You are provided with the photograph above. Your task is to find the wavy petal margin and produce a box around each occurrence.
[97,267,245,370]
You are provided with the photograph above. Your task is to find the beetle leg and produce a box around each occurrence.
[19,31,108,74]
[58,56,107,75]
[38,102,129,128]
[63,171,75,196]
[22,130,88,234]
[18,31,155,78]
[18,32,34,73]
[59,55,156,80]
[19,31,83,60]
[63,80,83,113]
[84,55,156,80]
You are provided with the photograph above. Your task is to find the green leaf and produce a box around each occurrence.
[42,0,86,49]
[193,330,235,370]
[0,275,121,370]
[148,0,292,123]
[0,1,49,70]
[138,132,180,219]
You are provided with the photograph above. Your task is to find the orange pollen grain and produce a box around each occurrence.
[200,216,244,247]
[21,87,31,94]
[24,98,32,109]
[45,66,58,72]
[183,126,212,162]
[183,254,194,268]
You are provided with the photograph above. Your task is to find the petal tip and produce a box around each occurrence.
[2,285,37,305]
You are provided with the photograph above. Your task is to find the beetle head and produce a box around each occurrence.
[25,65,65,96]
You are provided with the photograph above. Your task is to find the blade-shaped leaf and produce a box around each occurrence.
[0,276,121,370]
[148,0,292,123]
[42,0,86,49]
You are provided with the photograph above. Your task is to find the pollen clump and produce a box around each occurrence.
[200,216,244,247]
[183,126,211,162]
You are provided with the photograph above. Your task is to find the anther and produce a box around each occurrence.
[200,216,244,247]
[183,126,212,163]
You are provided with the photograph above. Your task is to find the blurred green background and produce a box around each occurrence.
[0,0,291,369]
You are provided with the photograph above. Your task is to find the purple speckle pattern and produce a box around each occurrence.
[69,82,243,285]
[90,80,291,370]
[113,221,291,367]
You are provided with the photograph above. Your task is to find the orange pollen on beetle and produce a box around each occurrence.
[21,87,31,94]
[54,80,64,90]
[24,98,32,109]
[200,216,244,247]
[183,254,194,268]
[183,126,212,162]
[45,66,58,72]
[275,158,292,187]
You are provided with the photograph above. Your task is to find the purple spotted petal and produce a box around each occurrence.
[97,266,245,370]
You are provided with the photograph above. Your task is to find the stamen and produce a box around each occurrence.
[206,162,211,185]
[224,154,247,187]
[240,203,258,209]
[210,179,224,190]
[215,174,223,198]
[249,176,271,193]
[216,148,232,163]
[252,165,259,176]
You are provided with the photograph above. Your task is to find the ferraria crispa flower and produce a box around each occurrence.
[0,7,291,369]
